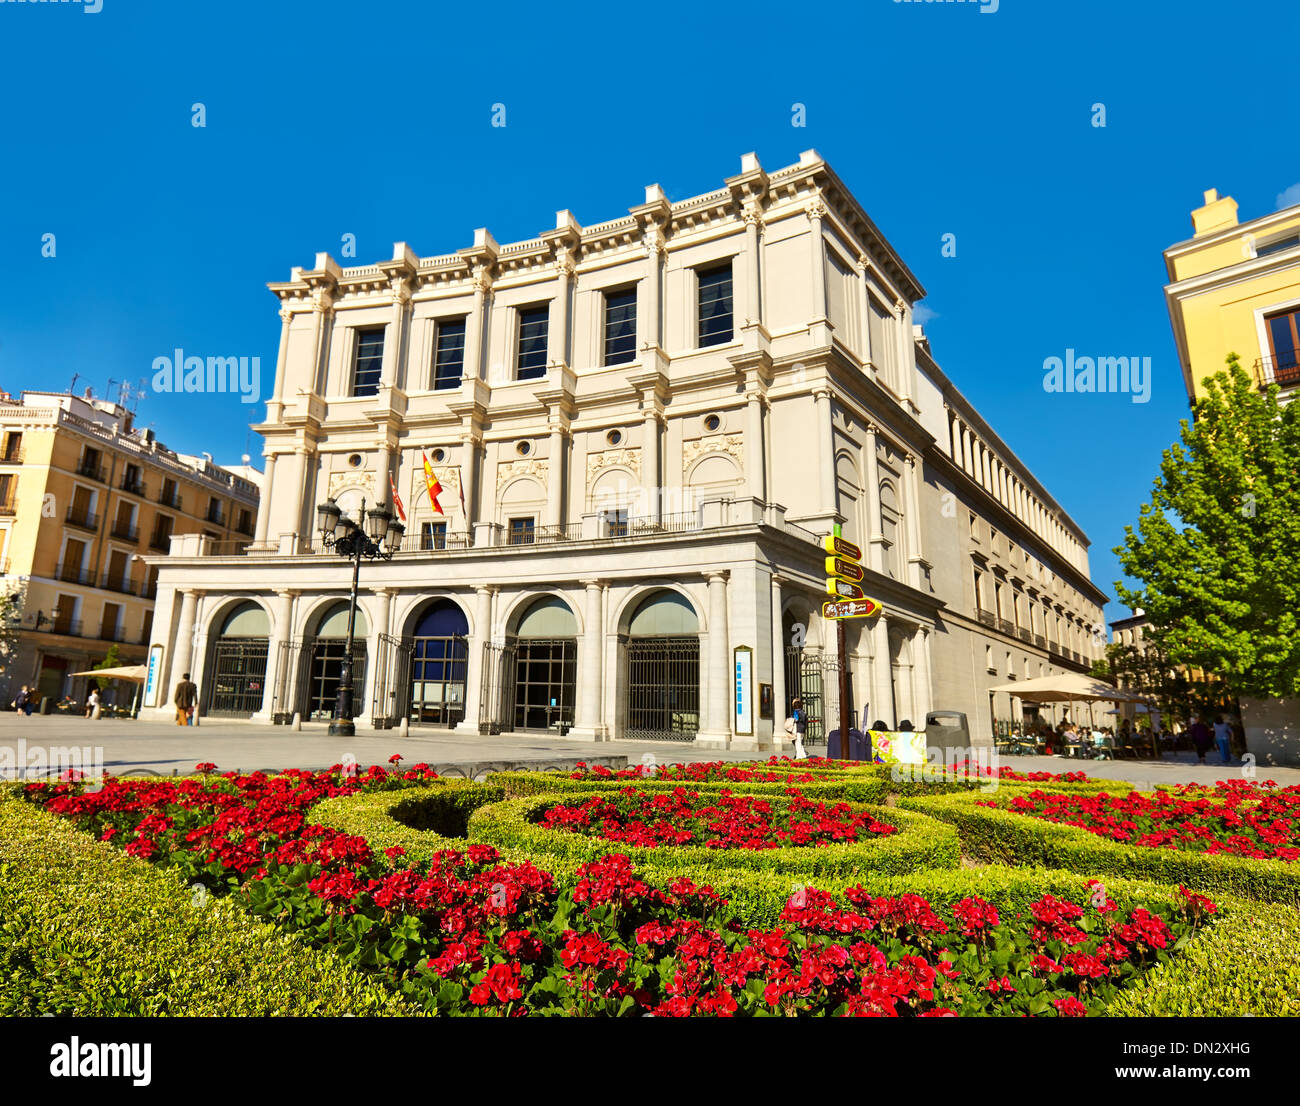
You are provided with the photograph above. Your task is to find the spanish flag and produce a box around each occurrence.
[421,451,444,515]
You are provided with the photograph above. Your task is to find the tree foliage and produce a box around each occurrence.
[1114,355,1300,699]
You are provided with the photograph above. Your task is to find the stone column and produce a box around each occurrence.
[638,228,664,352]
[912,625,933,726]
[380,279,410,388]
[903,452,924,588]
[572,579,606,741]
[807,197,829,325]
[253,451,278,547]
[462,585,494,731]
[308,289,332,395]
[743,202,763,326]
[641,411,660,523]
[863,423,884,574]
[368,587,396,727]
[464,270,491,383]
[697,572,731,747]
[546,425,565,529]
[257,587,297,720]
[460,434,480,531]
[270,307,292,414]
[771,574,787,749]
[814,388,835,517]
[893,628,915,727]
[171,589,201,696]
[551,253,574,371]
[870,615,892,728]
[745,392,766,502]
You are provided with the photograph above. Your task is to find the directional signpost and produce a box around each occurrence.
[822,526,882,759]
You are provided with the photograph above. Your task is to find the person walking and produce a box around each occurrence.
[1213,715,1233,764]
[14,685,31,716]
[786,697,809,760]
[173,672,198,726]
[84,688,99,718]
[1188,715,1213,764]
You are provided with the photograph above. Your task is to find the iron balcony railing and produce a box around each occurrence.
[65,507,99,531]
[1016,627,1033,643]
[55,564,93,585]
[998,618,1016,636]
[158,487,182,509]
[1,448,23,464]
[120,474,146,496]
[0,498,15,517]
[100,574,137,596]
[148,531,173,552]
[976,610,998,629]
[110,520,139,542]
[75,461,106,482]
[1257,352,1300,388]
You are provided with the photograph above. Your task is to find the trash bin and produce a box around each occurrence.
[39,696,52,715]
[925,711,971,753]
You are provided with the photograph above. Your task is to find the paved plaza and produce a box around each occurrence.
[2,712,1297,787]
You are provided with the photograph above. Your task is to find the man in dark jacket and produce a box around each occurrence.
[1188,716,1213,764]
[173,672,198,726]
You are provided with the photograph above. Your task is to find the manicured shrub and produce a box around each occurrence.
[0,794,417,1016]
[491,769,890,804]
[900,789,1300,906]
[467,792,960,880]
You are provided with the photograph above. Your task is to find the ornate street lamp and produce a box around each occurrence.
[314,496,405,736]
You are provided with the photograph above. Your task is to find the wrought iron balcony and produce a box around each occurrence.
[65,507,99,531]
[1257,352,1300,389]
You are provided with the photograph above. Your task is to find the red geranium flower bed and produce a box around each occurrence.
[540,787,896,850]
[21,767,1217,1016]
[569,760,820,785]
[993,780,1300,862]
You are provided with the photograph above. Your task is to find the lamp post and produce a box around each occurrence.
[314,496,405,737]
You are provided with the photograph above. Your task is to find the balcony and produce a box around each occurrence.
[48,619,82,638]
[1033,633,1047,649]
[100,574,137,596]
[977,610,998,630]
[1257,352,1300,389]
[148,531,173,552]
[65,507,99,532]
[157,487,182,510]
[0,497,15,517]
[55,564,93,586]
[1016,626,1033,643]
[119,474,146,496]
[1047,639,1059,654]
[206,506,225,526]
[1,448,23,464]
[110,520,139,542]
[98,624,128,643]
[75,460,107,482]
[998,618,1016,636]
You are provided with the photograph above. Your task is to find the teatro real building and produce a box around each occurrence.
[141,151,1107,751]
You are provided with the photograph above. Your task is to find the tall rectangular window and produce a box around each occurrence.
[696,263,733,347]
[603,288,637,365]
[3,432,21,461]
[972,568,983,611]
[421,521,447,550]
[508,517,535,545]
[352,328,385,397]
[1265,307,1300,375]
[433,318,467,390]
[516,306,549,380]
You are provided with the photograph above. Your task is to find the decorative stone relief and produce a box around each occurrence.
[682,434,744,471]
[327,470,375,500]
[496,458,549,492]
[587,448,641,481]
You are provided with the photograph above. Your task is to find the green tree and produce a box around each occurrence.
[1114,354,1300,699]
[92,643,122,691]
[0,581,23,682]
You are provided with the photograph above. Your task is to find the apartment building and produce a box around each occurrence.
[0,389,260,706]
[141,151,1106,744]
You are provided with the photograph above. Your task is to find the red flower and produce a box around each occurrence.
[1053,996,1087,1017]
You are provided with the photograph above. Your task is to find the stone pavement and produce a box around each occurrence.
[2,713,1298,786]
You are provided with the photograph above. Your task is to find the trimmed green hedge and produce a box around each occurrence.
[0,794,419,1016]
[311,780,505,865]
[489,769,890,804]
[1106,897,1300,1016]
[899,790,1300,906]
[466,791,960,882]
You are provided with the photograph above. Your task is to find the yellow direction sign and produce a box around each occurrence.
[825,579,865,600]
[823,535,863,561]
[824,556,864,583]
[823,597,882,620]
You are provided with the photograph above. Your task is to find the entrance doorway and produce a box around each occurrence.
[623,590,700,742]
[301,602,367,721]
[511,596,577,733]
[408,599,468,726]
[207,601,269,717]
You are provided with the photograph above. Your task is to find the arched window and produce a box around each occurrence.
[879,480,902,580]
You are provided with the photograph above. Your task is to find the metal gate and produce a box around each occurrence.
[624,636,699,741]
[370,633,415,729]
[298,638,367,722]
[206,638,269,717]
[408,632,468,727]
[513,638,575,733]
[784,648,855,746]
[479,642,517,735]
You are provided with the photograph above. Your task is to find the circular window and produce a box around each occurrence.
[516,441,532,456]
[606,429,623,446]
[347,453,362,468]
[703,413,722,433]
[431,448,446,463]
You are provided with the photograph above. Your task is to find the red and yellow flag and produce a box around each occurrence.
[421,451,444,515]
[388,471,407,523]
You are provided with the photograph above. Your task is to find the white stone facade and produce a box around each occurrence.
[142,151,1107,747]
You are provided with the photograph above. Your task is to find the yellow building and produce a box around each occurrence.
[0,389,260,709]
[1164,189,1300,401]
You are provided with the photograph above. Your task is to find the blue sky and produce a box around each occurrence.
[2,0,1297,624]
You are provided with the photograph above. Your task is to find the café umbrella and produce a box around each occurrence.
[69,665,149,716]
[987,672,1149,730]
